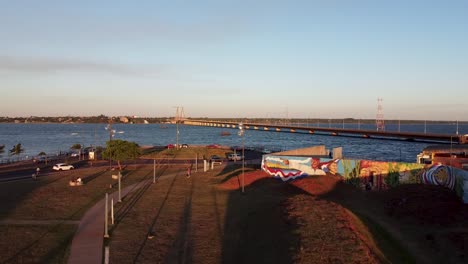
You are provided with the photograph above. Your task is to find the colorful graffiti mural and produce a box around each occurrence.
[261,155,468,203]
[421,165,468,203]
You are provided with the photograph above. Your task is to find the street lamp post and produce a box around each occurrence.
[176,121,180,149]
[238,123,245,193]
[107,119,114,170]
[450,136,453,166]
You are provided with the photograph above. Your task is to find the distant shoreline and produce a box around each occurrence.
[0,118,466,125]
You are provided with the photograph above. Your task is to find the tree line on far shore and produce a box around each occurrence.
[0,115,172,124]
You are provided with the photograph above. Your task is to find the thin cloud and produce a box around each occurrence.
[0,55,162,76]
[398,103,467,110]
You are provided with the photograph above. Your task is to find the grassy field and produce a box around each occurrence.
[0,162,171,263]
[1,146,467,263]
[141,145,239,160]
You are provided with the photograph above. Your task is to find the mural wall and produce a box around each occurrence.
[261,155,468,203]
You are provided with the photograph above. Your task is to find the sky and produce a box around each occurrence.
[1,0,467,120]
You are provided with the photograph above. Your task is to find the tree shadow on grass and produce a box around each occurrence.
[221,177,311,264]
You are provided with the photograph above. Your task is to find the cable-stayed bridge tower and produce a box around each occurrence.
[174,106,186,123]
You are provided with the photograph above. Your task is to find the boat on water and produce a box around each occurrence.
[417,144,468,170]
[220,131,231,136]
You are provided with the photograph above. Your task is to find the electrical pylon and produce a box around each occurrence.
[376,98,385,131]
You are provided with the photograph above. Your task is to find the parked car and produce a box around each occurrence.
[210,155,223,164]
[166,144,175,149]
[207,144,221,149]
[53,163,74,171]
[228,153,243,161]
[33,156,47,163]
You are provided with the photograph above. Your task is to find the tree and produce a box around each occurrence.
[102,140,141,170]
[9,143,24,156]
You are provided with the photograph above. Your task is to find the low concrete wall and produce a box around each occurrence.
[261,154,468,203]
[272,145,327,156]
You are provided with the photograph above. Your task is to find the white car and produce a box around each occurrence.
[53,163,74,171]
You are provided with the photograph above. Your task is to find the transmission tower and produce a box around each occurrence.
[376,98,385,131]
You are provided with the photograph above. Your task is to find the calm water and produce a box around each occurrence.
[0,123,466,163]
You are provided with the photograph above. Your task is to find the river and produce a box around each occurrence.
[0,122,466,163]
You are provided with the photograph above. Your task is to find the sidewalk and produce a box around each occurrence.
[67,172,180,264]
[67,182,145,264]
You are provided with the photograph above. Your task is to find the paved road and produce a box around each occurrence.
[0,150,264,182]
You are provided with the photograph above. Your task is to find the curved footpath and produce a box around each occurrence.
[67,180,149,264]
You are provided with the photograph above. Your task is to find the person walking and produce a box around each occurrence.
[186,165,191,178]
[33,167,40,180]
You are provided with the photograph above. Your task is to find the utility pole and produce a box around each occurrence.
[238,123,245,193]
[107,118,114,170]
[104,193,109,238]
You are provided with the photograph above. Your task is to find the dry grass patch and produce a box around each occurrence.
[141,146,234,160]
[0,163,169,263]
[0,224,76,263]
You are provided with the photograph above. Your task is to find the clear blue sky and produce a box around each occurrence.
[1,0,467,120]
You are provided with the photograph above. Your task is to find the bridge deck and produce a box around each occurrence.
[184,120,467,144]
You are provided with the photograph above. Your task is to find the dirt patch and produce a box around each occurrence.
[239,172,468,263]
[217,170,270,190]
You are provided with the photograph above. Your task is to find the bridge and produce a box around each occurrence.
[183,119,468,144]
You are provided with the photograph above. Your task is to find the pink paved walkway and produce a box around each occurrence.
[67,182,146,264]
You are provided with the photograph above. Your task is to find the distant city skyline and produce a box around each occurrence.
[1,1,467,120]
